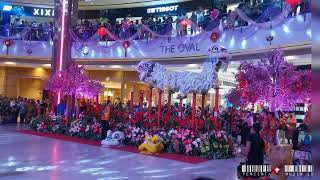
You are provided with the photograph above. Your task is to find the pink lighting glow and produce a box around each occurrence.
[57,0,66,105]
[58,0,66,73]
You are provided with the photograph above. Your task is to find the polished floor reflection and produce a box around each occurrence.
[0,125,315,180]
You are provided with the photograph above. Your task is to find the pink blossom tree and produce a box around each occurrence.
[226,49,311,111]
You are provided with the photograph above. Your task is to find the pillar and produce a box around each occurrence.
[201,93,206,117]
[140,90,144,120]
[191,92,196,132]
[213,87,220,129]
[148,87,153,119]
[120,81,125,102]
[130,91,134,112]
[157,89,162,128]
[167,90,172,117]
[178,96,183,122]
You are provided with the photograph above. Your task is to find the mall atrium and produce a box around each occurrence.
[0,0,314,180]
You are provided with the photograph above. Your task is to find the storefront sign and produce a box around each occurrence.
[160,42,200,54]
[33,8,54,17]
[147,5,179,14]
[23,6,54,17]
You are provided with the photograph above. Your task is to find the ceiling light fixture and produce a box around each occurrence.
[4,61,16,65]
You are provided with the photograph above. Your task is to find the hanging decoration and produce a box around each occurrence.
[27,49,32,55]
[123,41,130,58]
[180,19,189,28]
[226,49,311,111]
[82,45,89,55]
[97,27,107,37]
[210,9,220,20]
[286,0,301,8]
[210,32,220,43]
[3,39,12,55]
[266,35,274,45]
[3,39,12,47]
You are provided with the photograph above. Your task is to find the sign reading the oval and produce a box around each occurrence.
[147,5,179,14]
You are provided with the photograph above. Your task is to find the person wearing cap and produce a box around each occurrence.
[101,100,111,140]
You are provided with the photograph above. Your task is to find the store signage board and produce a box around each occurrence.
[147,5,179,14]
[33,8,54,17]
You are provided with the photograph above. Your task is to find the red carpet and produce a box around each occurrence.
[16,129,209,164]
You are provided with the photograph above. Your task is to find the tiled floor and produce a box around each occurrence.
[0,125,316,180]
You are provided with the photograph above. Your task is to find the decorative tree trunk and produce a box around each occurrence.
[76,98,80,119]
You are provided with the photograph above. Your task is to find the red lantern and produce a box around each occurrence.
[180,19,188,27]
[3,39,12,47]
[210,32,220,42]
[286,0,301,8]
[122,41,129,49]
[97,27,107,37]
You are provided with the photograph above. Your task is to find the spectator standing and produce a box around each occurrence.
[19,98,28,124]
[196,7,205,28]
[101,100,112,140]
[190,12,197,35]
[286,112,297,144]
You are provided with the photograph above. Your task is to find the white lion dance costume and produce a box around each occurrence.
[136,45,231,97]
[101,130,124,147]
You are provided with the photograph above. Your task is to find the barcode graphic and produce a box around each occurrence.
[242,165,271,173]
[285,165,313,173]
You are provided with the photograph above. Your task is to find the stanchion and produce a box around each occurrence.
[191,92,196,132]
[148,87,152,119]
[157,89,162,129]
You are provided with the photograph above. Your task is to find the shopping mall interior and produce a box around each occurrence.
[0,0,315,180]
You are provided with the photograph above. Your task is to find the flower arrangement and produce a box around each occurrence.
[30,114,238,159]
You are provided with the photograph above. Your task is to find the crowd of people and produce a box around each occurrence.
[1,0,310,42]
[0,96,49,124]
